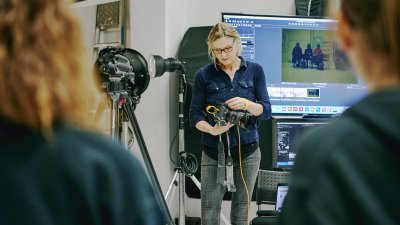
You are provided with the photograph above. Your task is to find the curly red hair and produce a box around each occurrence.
[0,0,96,134]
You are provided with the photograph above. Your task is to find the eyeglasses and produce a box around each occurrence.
[212,46,234,55]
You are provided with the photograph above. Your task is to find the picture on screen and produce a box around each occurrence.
[222,13,368,116]
[282,29,357,84]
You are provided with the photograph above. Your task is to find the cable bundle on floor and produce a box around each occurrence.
[177,152,198,177]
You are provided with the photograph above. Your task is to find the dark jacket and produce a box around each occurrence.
[280,87,400,225]
[0,119,164,225]
[189,57,272,151]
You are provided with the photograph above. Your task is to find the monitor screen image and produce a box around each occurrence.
[275,184,289,212]
[271,119,330,169]
[222,13,368,116]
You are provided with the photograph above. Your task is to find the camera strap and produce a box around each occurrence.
[225,131,236,192]
[217,134,226,186]
[216,133,236,192]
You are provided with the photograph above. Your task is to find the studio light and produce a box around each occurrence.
[94,47,150,101]
[148,55,184,78]
[95,49,195,225]
[93,46,174,224]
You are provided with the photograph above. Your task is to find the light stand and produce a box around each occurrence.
[123,98,175,224]
[94,47,175,225]
[149,55,231,225]
[164,70,201,225]
[107,92,175,225]
[149,55,195,225]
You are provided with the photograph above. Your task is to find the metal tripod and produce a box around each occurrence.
[106,89,175,225]
[165,154,201,225]
[164,71,191,225]
[164,72,231,225]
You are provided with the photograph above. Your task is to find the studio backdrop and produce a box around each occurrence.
[295,0,326,17]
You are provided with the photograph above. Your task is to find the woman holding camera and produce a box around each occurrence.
[189,22,271,225]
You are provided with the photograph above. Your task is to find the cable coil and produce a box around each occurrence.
[177,152,198,177]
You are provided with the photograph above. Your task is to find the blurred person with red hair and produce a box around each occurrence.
[0,1,164,224]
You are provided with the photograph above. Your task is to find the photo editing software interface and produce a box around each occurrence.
[272,120,329,169]
[222,13,368,116]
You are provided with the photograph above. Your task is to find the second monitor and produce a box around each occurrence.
[271,118,331,170]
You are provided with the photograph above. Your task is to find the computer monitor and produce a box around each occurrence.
[271,118,330,169]
[275,184,289,212]
[222,13,368,117]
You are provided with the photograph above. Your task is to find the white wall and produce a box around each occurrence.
[73,0,295,222]
[187,0,295,27]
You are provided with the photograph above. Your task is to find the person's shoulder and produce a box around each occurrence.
[244,60,262,69]
[290,118,359,179]
[52,124,164,224]
[299,117,358,147]
[55,124,120,148]
[54,124,142,169]
[243,60,264,75]
[194,63,214,78]
[295,116,368,164]
[197,63,214,73]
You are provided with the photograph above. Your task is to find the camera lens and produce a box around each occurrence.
[239,113,253,129]
[226,111,253,130]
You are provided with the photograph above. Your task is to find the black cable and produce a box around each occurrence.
[169,129,178,165]
[168,118,189,166]
[177,151,198,177]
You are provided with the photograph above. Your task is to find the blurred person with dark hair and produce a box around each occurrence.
[280,0,400,224]
[0,0,164,225]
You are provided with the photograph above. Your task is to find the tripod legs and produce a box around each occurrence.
[123,102,174,225]
[165,170,179,204]
[179,171,185,225]
[165,169,186,225]
[165,169,232,225]
[110,93,120,140]
[120,120,130,149]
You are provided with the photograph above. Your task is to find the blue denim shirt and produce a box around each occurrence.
[189,57,272,149]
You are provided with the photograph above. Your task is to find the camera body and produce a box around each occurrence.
[213,104,254,130]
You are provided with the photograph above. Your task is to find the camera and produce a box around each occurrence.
[213,104,254,130]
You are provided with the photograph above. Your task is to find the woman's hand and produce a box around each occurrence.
[195,121,234,136]
[225,97,249,111]
[209,123,234,136]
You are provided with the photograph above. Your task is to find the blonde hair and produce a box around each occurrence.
[340,0,400,74]
[207,22,242,65]
[0,0,96,135]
